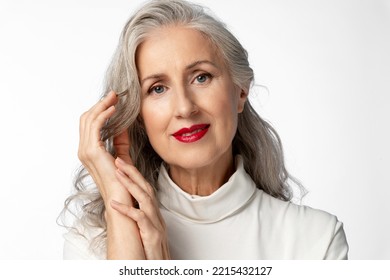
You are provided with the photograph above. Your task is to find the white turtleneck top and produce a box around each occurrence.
[63,156,348,259]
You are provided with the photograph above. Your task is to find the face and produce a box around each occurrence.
[136,26,247,171]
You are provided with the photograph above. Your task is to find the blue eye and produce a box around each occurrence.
[196,74,208,83]
[149,85,165,94]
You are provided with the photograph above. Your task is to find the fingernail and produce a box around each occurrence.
[116,157,125,165]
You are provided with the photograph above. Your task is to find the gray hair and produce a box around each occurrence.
[62,0,304,250]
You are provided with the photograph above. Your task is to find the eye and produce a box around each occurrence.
[194,73,212,84]
[148,85,166,95]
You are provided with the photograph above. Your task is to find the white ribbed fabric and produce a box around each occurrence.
[63,156,348,259]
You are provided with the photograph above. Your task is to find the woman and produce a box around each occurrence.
[62,0,348,259]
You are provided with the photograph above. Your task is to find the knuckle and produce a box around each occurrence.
[140,194,153,206]
[80,111,88,122]
[137,210,147,220]
[145,184,155,196]
[77,150,84,161]
[144,194,153,203]
[77,147,90,161]
[137,210,147,222]
[90,120,100,130]
[80,110,92,124]
[96,112,107,123]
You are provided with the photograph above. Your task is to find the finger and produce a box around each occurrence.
[79,105,116,160]
[110,200,161,241]
[110,200,163,260]
[90,105,116,142]
[115,158,164,223]
[79,91,118,146]
[114,130,133,165]
[115,158,155,198]
[115,169,157,214]
[110,201,154,233]
[88,91,118,119]
[115,158,165,227]
[115,168,162,229]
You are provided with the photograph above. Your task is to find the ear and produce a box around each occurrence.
[237,88,248,113]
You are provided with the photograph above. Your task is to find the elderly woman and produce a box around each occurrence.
[63,0,348,259]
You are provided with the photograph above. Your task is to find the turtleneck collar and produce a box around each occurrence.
[157,155,257,224]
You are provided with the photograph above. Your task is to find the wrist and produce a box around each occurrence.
[101,181,132,204]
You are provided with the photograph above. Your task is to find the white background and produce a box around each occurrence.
[0,0,389,259]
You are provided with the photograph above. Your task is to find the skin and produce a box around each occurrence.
[78,25,246,259]
[78,93,146,259]
[79,92,169,260]
[137,26,247,195]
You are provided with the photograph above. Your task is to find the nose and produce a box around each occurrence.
[173,86,198,118]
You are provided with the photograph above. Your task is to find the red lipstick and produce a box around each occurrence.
[172,124,210,143]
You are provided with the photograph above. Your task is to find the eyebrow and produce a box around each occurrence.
[185,60,219,70]
[140,60,219,85]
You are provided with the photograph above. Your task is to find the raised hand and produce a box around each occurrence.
[78,91,129,203]
[78,91,144,259]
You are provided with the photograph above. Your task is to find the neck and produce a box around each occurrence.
[168,151,235,196]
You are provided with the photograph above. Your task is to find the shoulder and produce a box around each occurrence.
[255,190,349,259]
[258,190,336,226]
[62,221,106,260]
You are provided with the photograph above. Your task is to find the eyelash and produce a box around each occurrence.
[148,85,166,95]
[147,73,213,95]
[194,73,213,84]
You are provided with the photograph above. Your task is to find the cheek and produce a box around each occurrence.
[141,108,157,137]
[218,87,240,116]
[140,99,170,139]
[209,92,239,133]
[223,90,241,133]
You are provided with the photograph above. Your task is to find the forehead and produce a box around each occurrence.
[136,26,222,75]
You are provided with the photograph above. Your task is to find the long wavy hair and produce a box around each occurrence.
[62,0,304,249]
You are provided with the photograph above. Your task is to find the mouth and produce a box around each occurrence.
[172,124,210,143]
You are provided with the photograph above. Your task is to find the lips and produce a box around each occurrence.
[172,124,210,143]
